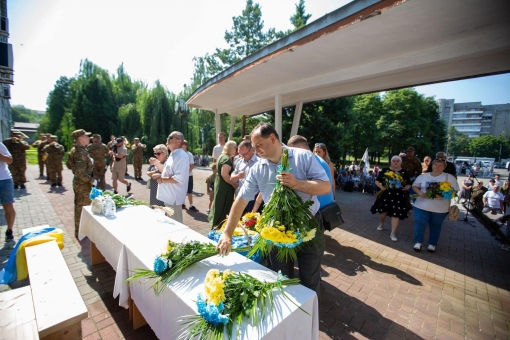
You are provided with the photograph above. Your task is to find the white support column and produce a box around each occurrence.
[275,95,282,139]
[290,101,303,139]
[215,110,221,143]
[229,116,236,141]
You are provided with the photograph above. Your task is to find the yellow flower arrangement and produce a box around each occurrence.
[302,229,317,242]
[204,269,231,305]
[260,225,299,244]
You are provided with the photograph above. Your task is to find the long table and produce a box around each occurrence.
[79,206,319,339]
[78,205,189,269]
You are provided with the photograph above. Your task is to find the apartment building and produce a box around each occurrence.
[438,99,510,138]
[0,0,12,140]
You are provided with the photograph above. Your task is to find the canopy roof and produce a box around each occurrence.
[187,0,510,117]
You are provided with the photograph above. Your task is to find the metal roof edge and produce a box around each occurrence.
[186,0,383,106]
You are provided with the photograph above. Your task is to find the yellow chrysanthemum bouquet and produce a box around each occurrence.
[425,181,457,200]
[177,268,303,340]
[247,149,319,262]
[375,170,405,197]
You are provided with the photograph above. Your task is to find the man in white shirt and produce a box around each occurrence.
[182,140,198,212]
[233,140,259,214]
[349,161,359,173]
[483,185,504,215]
[0,142,15,241]
[212,132,226,163]
[494,174,503,188]
[150,132,189,223]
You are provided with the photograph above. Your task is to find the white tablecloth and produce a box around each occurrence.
[78,205,189,270]
[117,228,319,340]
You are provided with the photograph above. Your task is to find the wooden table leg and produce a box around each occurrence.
[129,298,133,321]
[90,240,106,265]
[132,300,147,330]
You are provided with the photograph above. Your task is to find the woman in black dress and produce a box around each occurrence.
[371,155,411,242]
[146,144,168,207]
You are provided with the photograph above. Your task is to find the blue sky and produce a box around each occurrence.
[8,0,510,111]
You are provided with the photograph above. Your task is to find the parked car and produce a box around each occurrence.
[494,162,503,169]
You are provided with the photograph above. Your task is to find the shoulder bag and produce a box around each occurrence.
[320,202,345,231]
[446,173,460,221]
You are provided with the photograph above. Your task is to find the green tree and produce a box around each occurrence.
[11,105,39,123]
[45,76,74,134]
[204,0,283,76]
[447,126,471,157]
[348,93,384,162]
[118,103,141,141]
[290,0,312,30]
[58,112,75,151]
[70,60,118,138]
[469,135,507,159]
[137,81,174,148]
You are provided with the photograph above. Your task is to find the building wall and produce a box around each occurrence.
[438,99,510,138]
[0,0,11,140]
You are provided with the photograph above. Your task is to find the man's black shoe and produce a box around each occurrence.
[5,229,13,240]
[182,204,187,209]
[114,190,118,194]
[189,205,199,212]
[20,184,26,189]
[57,182,62,187]
[13,184,18,189]
[51,183,57,187]
[127,182,131,192]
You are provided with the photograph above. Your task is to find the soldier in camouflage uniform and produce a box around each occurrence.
[32,134,47,177]
[43,135,65,187]
[88,134,110,190]
[66,129,96,238]
[131,137,146,180]
[4,130,30,189]
[401,147,424,182]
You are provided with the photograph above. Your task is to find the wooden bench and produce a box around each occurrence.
[0,286,39,339]
[25,240,88,339]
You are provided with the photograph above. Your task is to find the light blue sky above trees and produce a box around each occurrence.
[9,0,510,111]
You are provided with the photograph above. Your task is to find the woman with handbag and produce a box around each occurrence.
[411,158,459,252]
[147,144,168,207]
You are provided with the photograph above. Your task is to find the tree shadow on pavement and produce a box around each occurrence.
[319,280,424,340]
[323,234,421,286]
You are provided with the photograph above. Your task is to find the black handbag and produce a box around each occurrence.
[320,202,345,231]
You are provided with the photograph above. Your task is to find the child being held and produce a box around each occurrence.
[205,163,217,214]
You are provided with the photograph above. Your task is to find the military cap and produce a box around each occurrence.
[72,129,91,139]
[92,134,101,139]
[10,129,21,136]
[50,135,58,140]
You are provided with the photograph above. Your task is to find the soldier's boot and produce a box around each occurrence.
[13,183,18,189]
[58,182,63,187]
[20,183,26,189]
[51,183,57,187]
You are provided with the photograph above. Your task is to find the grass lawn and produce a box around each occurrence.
[26,149,38,165]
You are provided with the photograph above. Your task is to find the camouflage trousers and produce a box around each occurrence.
[93,162,106,190]
[133,158,143,178]
[38,155,46,176]
[73,178,92,237]
[9,162,27,184]
[47,166,63,185]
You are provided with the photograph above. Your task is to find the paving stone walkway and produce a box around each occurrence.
[1,164,509,340]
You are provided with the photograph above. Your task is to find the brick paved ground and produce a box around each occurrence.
[1,164,509,339]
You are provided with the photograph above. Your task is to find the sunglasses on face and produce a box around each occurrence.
[154,152,163,156]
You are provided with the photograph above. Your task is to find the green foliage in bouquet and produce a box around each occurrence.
[177,269,306,340]
[126,240,250,296]
[102,191,147,208]
[248,148,319,263]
